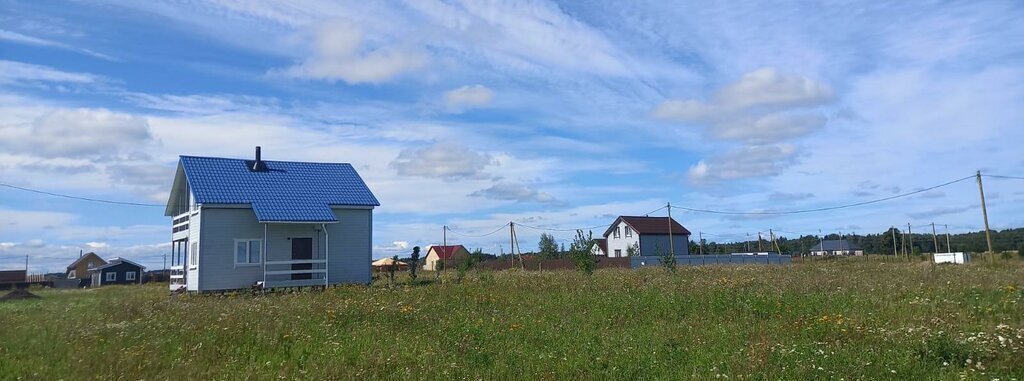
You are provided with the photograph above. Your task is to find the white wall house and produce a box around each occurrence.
[601,216,691,257]
[164,147,379,292]
[809,240,864,256]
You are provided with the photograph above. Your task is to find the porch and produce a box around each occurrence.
[259,222,333,289]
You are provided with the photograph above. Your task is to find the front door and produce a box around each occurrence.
[291,238,313,280]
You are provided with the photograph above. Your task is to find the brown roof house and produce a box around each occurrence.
[424,245,470,271]
[66,252,107,281]
[601,216,691,257]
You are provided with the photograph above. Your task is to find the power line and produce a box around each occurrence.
[670,174,975,216]
[984,174,1024,181]
[515,222,608,232]
[0,183,164,207]
[444,223,510,238]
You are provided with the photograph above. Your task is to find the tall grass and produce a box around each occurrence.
[1,257,1021,380]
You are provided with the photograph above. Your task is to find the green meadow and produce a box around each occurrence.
[2,257,1022,380]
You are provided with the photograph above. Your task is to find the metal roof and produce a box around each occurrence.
[603,216,691,238]
[176,155,379,222]
[813,239,862,251]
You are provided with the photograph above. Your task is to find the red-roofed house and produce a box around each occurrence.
[602,216,691,257]
[424,245,470,271]
[591,238,608,256]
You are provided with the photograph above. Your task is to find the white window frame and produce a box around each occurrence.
[106,272,116,282]
[234,239,263,267]
[614,249,622,257]
[613,227,621,239]
[68,270,77,279]
[625,226,633,238]
[125,271,136,281]
[189,241,199,269]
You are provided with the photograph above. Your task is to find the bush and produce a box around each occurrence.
[569,230,597,275]
[1017,246,1024,258]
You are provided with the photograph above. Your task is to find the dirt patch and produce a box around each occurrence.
[0,288,40,302]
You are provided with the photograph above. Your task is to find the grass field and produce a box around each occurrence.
[2,257,1022,380]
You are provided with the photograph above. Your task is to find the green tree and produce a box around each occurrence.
[569,230,597,275]
[656,244,676,273]
[626,243,639,257]
[538,233,559,259]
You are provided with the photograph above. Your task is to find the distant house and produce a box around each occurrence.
[65,252,107,284]
[371,257,409,272]
[164,147,379,292]
[89,257,146,286]
[602,216,691,257]
[424,245,469,271]
[810,240,864,256]
[591,238,608,256]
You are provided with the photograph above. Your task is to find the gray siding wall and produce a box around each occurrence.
[195,206,373,291]
[326,208,372,284]
[638,234,691,256]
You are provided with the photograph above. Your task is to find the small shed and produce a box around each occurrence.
[0,270,26,285]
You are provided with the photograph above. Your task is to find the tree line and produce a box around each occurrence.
[692,228,1024,255]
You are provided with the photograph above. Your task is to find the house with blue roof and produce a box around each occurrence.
[164,147,379,292]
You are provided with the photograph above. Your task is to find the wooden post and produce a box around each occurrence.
[976,171,994,256]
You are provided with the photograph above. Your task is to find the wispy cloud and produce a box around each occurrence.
[0,29,118,61]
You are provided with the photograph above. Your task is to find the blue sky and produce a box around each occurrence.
[2,0,1023,273]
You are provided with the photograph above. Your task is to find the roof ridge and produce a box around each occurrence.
[180,155,353,166]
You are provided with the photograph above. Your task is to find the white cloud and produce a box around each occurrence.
[444,85,494,111]
[85,242,109,249]
[1,108,151,159]
[389,141,493,180]
[277,21,427,84]
[0,60,102,85]
[656,68,833,183]
[0,30,117,60]
[687,144,798,183]
[470,181,558,204]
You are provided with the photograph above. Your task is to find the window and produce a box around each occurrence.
[614,249,622,257]
[234,239,263,265]
[189,241,199,268]
[106,272,116,282]
[126,271,136,281]
[68,270,76,279]
[613,227,621,238]
[625,226,633,238]
[87,262,95,269]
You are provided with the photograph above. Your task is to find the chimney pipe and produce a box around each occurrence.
[251,146,266,171]
[256,146,261,162]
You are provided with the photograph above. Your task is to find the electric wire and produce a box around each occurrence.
[670,175,975,215]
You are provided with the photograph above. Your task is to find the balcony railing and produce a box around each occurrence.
[172,214,190,233]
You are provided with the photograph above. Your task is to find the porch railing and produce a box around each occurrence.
[263,259,328,288]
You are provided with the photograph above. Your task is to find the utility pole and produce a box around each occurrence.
[698,231,704,255]
[667,202,675,256]
[944,224,951,253]
[25,254,28,271]
[818,229,823,255]
[509,222,514,268]
[931,222,939,254]
[746,233,750,252]
[891,226,898,256]
[907,223,914,255]
[757,232,763,251]
[442,225,447,277]
[976,170,994,255]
